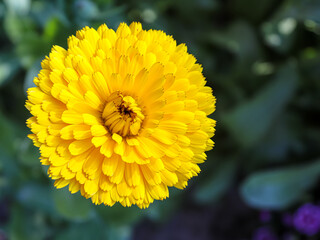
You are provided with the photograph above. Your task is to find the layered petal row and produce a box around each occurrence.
[26,22,216,208]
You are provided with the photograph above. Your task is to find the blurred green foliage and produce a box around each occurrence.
[0,0,320,239]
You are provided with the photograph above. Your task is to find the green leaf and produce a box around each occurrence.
[4,0,31,15]
[30,1,69,28]
[0,51,20,87]
[0,149,19,187]
[24,58,42,92]
[194,159,237,204]
[16,34,48,68]
[96,203,143,226]
[300,48,320,84]
[143,188,182,222]
[0,109,17,155]
[55,220,107,240]
[230,0,278,23]
[0,110,20,185]
[3,11,47,68]
[105,225,132,240]
[43,17,62,41]
[241,159,320,209]
[222,61,298,148]
[273,0,320,23]
[260,0,320,54]
[9,205,35,240]
[53,187,93,221]
[210,21,261,66]
[17,137,40,166]
[3,11,35,43]
[0,3,5,19]
[17,183,57,217]
[253,116,302,163]
[261,17,298,54]
[9,204,49,240]
[73,0,99,20]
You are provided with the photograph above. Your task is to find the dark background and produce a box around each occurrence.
[0,0,320,239]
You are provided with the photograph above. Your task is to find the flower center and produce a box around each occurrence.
[102,91,145,137]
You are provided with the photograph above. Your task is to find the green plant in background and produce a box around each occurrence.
[0,0,320,239]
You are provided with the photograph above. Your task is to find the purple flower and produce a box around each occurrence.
[293,203,320,236]
[252,227,278,240]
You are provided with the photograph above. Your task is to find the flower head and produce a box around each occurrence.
[26,22,216,208]
[293,203,320,236]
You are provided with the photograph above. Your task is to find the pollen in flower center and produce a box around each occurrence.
[102,91,144,137]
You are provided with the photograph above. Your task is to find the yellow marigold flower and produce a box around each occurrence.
[25,22,216,208]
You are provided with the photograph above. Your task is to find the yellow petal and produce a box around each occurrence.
[160,169,178,186]
[117,180,132,197]
[91,125,107,137]
[151,128,177,145]
[83,113,102,125]
[83,148,103,176]
[69,139,93,155]
[61,110,83,124]
[158,120,187,134]
[125,163,141,186]
[99,175,113,191]
[68,153,88,172]
[92,136,108,147]
[114,140,126,156]
[84,178,99,196]
[100,139,115,158]
[102,155,119,176]
[92,71,110,99]
[140,165,161,185]
[112,133,122,144]
[54,178,70,189]
[84,91,102,110]
[109,159,125,184]
[69,179,81,194]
